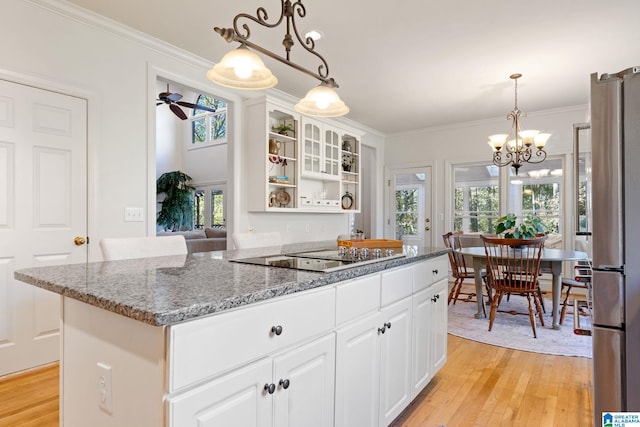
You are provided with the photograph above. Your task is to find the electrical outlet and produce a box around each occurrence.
[124,207,144,222]
[97,363,113,414]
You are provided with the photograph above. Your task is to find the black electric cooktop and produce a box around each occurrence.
[230,249,405,273]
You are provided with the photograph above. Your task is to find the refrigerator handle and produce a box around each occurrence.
[573,122,590,235]
[594,265,625,273]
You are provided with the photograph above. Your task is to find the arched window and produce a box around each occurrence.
[190,95,227,146]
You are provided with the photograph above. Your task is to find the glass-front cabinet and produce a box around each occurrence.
[244,97,361,213]
[301,118,341,180]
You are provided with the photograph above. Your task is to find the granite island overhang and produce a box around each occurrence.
[14,241,450,326]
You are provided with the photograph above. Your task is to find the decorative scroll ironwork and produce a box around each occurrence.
[214,0,337,87]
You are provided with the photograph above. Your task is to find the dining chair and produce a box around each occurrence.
[99,235,188,261]
[232,231,282,249]
[560,259,593,325]
[481,235,547,338]
[443,232,488,316]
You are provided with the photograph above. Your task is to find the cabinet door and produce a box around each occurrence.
[379,297,413,427]
[335,311,382,427]
[166,358,272,427]
[429,279,448,374]
[302,120,322,176]
[411,287,431,399]
[324,127,341,178]
[273,334,335,427]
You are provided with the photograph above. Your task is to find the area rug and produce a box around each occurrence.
[447,296,592,358]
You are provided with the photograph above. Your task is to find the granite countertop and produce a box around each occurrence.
[14,241,449,327]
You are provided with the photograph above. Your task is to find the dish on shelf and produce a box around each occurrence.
[275,189,291,207]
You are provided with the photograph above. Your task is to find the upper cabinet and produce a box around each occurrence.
[301,118,341,181]
[244,97,362,213]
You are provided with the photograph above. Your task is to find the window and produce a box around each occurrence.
[452,159,564,241]
[395,187,420,239]
[192,185,226,229]
[453,164,499,233]
[190,95,227,147]
[211,189,224,226]
[508,158,563,236]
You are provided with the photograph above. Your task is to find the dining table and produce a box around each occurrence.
[458,246,589,329]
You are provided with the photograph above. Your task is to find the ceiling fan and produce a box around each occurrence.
[156,84,216,120]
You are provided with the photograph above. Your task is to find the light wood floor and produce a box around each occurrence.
[0,335,592,427]
[0,362,58,427]
[391,335,593,426]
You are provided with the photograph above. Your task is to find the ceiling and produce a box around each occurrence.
[66,0,639,134]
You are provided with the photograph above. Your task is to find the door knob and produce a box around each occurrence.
[424,226,431,231]
[74,236,86,246]
[425,218,431,223]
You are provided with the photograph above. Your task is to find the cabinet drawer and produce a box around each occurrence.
[381,265,413,307]
[413,256,448,292]
[167,287,335,392]
[335,275,380,325]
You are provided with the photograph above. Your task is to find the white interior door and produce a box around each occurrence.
[0,79,87,375]
[386,166,432,247]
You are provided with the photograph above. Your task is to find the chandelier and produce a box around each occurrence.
[207,0,349,117]
[487,74,551,175]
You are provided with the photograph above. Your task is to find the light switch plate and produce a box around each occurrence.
[124,207,144,222]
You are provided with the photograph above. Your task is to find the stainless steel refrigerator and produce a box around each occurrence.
[591,66,640,424]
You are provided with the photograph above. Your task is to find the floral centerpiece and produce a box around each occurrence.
[495,213,545,238]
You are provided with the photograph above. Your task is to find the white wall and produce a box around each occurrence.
[384,106,590,245]
[2,0,378,259]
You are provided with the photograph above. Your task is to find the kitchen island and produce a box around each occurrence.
[15,242,450,427]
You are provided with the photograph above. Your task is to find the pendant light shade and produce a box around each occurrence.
[206,45,278,90]
[295,83,349,117]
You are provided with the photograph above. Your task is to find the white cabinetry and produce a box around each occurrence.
[167,334,335,427]
[244,96,362,212]
[167,358,272,427]
[245,99,299,211]
[334,258,447,427]
[335,310,382,427]
[57,256,448,427]
[379,296,413,426]
[301,117,341,180]
[166,287,336,427]
[411,258,448,398]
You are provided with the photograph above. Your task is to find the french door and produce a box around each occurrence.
[386,166,432,247]
[0,79,88,375]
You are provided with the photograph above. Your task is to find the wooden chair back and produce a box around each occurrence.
[443,231,469,279]
[481,235,547,293]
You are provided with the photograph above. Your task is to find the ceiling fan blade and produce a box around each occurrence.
[170,104,188,120]
[177,101,216,113]
[156,102,163,106]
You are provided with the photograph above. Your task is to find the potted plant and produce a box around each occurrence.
[156,170,195,231]
[342,153,355,172]
[273,122,295,137]
[495,213,545,239]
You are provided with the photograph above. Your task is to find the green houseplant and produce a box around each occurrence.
[156,170,195,231]
[495,213,545,239]
[273,122,295,137]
